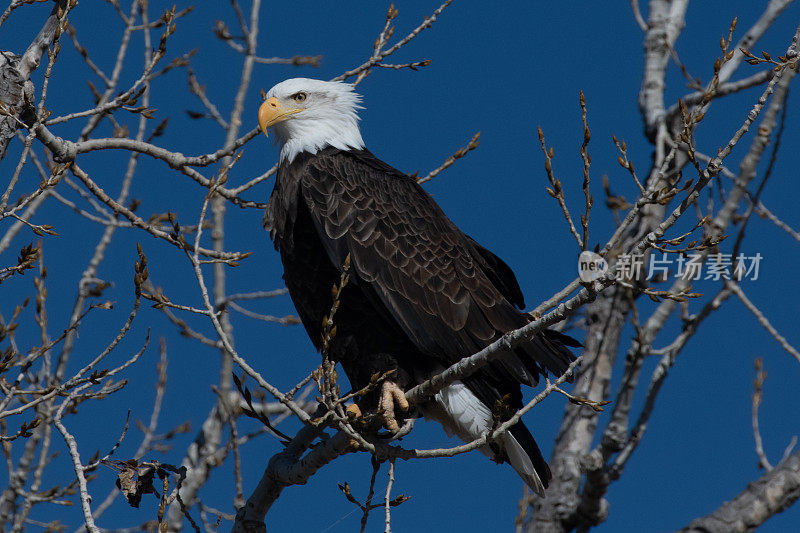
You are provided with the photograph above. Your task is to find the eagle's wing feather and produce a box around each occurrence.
[299,149,572,385]
[466,235,526,309]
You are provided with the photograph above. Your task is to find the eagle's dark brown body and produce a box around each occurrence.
[264,146,577,489]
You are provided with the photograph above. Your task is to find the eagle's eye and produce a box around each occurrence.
[291,92,308,103]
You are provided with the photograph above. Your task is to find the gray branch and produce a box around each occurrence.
[0,0,67,161]
[232,407,354,533]
[678,451,800,533]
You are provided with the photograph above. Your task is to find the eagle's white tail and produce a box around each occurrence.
[501,430,545,496]
[421,380,546,496]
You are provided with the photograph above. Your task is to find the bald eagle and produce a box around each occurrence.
[258,78,578,495]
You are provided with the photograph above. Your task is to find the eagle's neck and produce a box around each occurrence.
[276,114,365,164]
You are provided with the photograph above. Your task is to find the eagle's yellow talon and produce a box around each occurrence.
[346,403,362,419]
[377,380,408,433]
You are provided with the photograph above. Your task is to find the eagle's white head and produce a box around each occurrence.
[258,78,365,163]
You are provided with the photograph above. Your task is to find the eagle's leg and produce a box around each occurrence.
[377,380,409,433]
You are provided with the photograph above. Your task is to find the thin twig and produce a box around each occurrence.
[417,132,480,185]
[752,357,772,470]
[384,458,395,533]
[728,282,800,364]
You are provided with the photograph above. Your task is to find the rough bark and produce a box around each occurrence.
[678,451,800,533]
[0,50,25,160]
[529,290,631,532]
[0,0,67,161]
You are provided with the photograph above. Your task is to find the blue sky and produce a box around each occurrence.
[2,1,800,531]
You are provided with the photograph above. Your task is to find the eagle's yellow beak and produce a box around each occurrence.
[258,97,301,137]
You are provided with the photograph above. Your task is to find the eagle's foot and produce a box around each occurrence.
[345,403,362,419]
[377,380,409,433]
[344,404,364,450]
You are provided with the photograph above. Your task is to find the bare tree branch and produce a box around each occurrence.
[678,450,800,533]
